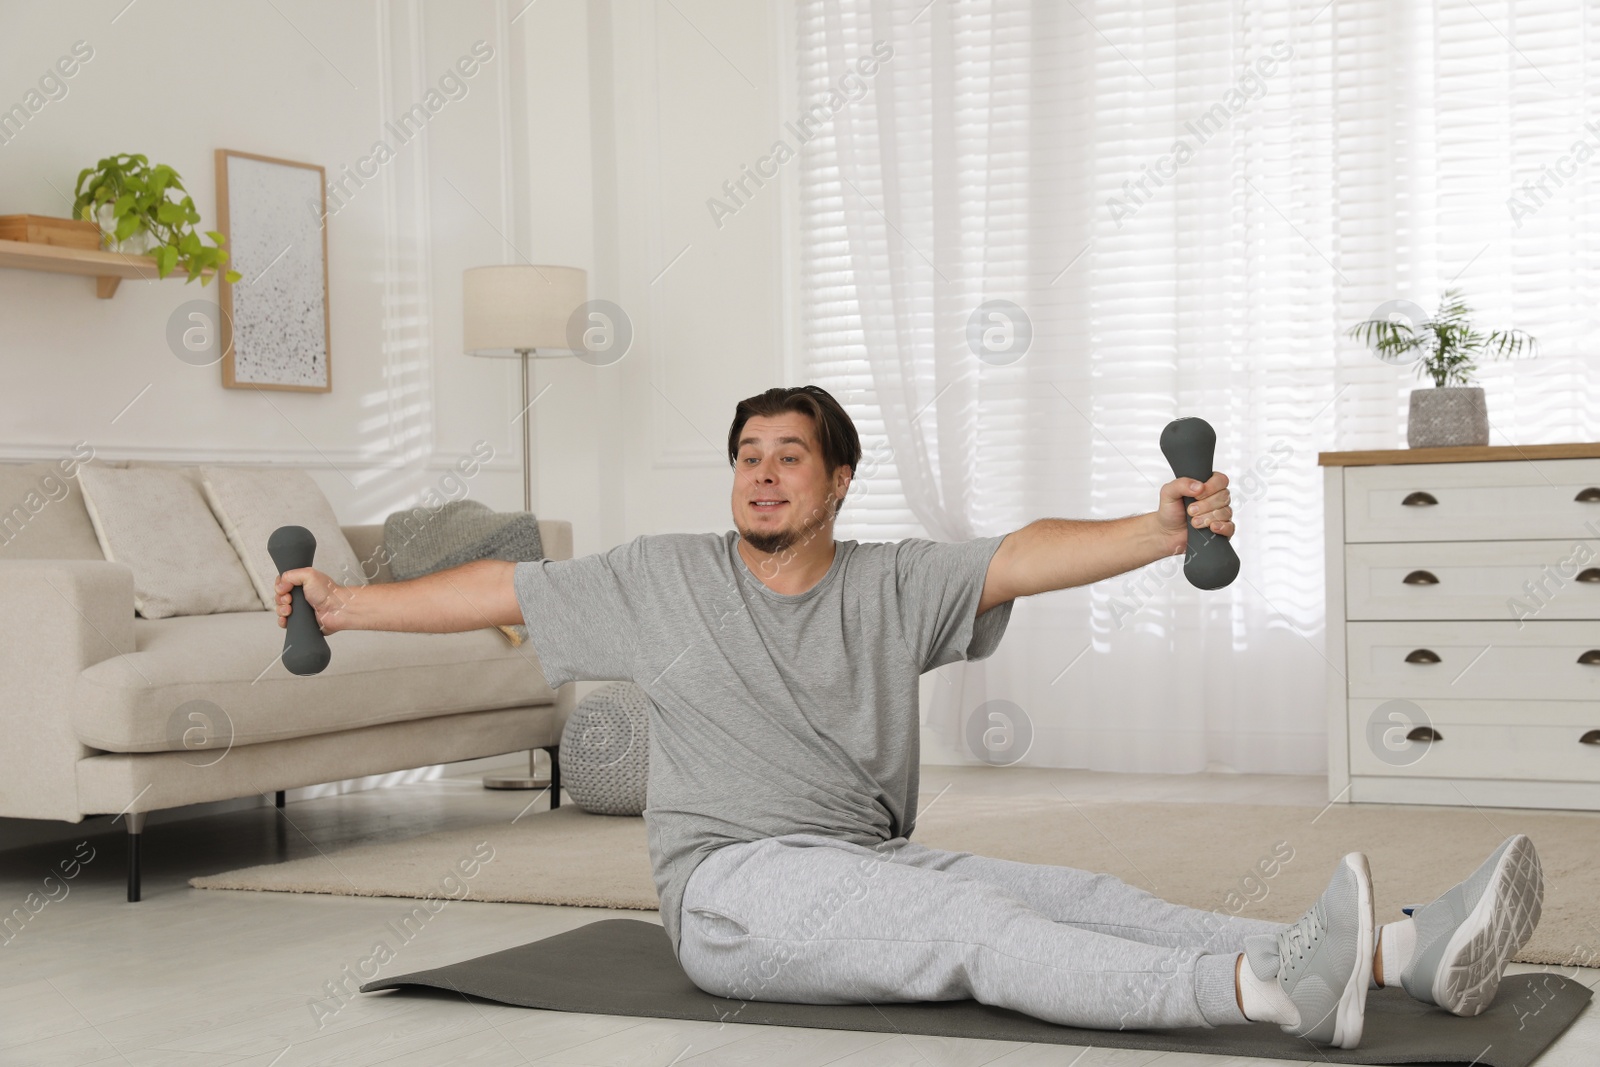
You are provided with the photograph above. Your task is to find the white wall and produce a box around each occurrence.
[587,0,795,542]
[0,1,562,535]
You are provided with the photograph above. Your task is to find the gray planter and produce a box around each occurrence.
[1408,386,1489,448]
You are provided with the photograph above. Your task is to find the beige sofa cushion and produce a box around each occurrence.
[200,466,369,609]
[74,611,558,753]
[0,455,105,560]
[77,465,262,619]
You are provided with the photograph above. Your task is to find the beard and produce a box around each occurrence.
[738,526,798,555]
[737,502,831,557]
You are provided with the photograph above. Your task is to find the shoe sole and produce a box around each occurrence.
[1330,852,1375,1049]
[1431,835,1544,1016]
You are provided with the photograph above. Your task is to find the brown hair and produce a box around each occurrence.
[727,386,862,505]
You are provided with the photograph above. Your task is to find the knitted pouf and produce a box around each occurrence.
[559,682,651,815]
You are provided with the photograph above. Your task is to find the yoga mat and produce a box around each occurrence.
[363,919,1592,1066]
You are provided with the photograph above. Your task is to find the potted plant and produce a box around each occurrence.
[72,153,241,285]
[1347,288,1537,448]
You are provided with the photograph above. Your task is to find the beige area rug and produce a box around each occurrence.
[192,796,1600,967]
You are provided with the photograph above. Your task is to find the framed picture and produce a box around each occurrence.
[215,149,331,392]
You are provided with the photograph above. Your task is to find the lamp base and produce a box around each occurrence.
[482,747,550,791]
[482,774,552,791]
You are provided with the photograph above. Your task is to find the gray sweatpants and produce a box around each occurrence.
[677,832,1284,1031]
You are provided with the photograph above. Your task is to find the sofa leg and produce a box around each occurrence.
[275,790,285,809]
[126,811,147,903]
[547,745,560,809]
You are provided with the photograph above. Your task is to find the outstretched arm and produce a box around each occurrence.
[976,473,1233,614]
[274,558,523,634]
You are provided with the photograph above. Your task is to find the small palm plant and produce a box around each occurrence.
[1347,289,1537,387]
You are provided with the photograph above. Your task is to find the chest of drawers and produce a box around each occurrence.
[1320,443,1600,810]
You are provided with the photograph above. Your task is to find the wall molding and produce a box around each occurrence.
[375,0,442,485]
[0,441,519,472]
[773,0,803,389]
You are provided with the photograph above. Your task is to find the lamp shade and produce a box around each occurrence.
[463,265,588,358]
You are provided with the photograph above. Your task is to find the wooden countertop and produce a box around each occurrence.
[1318,442,1600,466]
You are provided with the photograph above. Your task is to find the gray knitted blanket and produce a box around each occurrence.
[382,501,543,645]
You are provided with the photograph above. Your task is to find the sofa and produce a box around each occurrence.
[0,459,573,900]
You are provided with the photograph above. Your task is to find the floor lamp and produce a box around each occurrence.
[463,264,588,791]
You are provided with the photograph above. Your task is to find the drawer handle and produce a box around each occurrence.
[1405,648,1442,664]
[1577,487,1600,503]
[1406,726,1443,742]
[1579,650,1600,666]
[1581,730,1600,745]
[1402,570,1440,585]
[1579,568,1600,583]
[1401,491,1438,507]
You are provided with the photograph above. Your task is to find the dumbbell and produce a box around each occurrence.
[1159,417,1240,591]
[267,525,332,676]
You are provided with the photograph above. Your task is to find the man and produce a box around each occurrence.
[278,385,1543,1048]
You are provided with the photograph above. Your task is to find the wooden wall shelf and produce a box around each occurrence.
[0,237,197,298]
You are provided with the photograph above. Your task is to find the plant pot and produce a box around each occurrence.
[1408,386,1489,448]
[93,203,158,255]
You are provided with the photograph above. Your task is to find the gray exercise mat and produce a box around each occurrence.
[362,918,1590,1066]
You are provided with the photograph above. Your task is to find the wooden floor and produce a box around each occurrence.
[2,764,1596,1066]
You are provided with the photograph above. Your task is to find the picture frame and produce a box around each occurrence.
[215,149,332,392]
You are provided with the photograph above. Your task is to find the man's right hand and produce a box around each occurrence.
[275,568,346,634]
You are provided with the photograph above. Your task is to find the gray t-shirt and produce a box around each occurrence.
[512,530,1013,952]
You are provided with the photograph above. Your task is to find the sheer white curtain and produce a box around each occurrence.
[795,0,1600,774]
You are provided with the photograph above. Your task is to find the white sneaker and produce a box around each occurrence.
[1400,834,1544,1016]
[1242,852,1374,1048]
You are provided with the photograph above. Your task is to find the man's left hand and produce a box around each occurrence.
[1156,473,1233,554]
